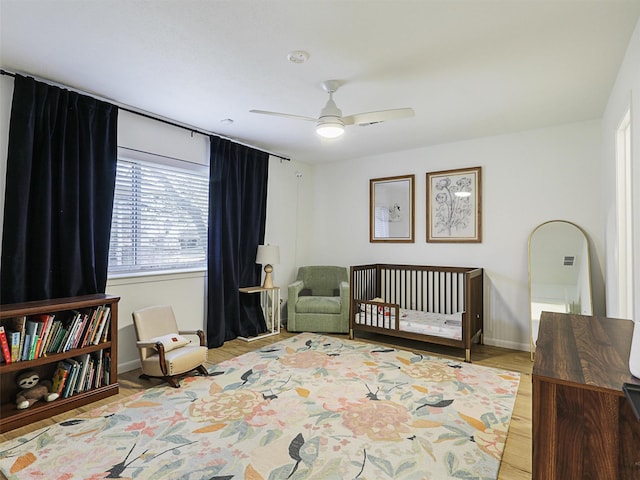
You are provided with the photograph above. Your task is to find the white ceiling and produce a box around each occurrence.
[1,0,639,164]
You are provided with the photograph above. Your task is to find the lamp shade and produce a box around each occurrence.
[256,245,280,265]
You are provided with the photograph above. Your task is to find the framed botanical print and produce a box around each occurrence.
[427,166,482,243]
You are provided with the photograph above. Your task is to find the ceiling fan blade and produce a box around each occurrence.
[343,108,415,126]
[249,110,316,122]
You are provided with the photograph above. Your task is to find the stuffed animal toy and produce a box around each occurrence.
[15,370,59,410]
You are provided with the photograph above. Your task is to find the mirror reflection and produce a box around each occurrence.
[529,220,593,358]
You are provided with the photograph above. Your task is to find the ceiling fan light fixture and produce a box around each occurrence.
[250,80,414,140]
[316,118,345,138]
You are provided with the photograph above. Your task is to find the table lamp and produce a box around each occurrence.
[256,245,280,289]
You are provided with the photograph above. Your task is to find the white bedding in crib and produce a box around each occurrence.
[355,302,463,341]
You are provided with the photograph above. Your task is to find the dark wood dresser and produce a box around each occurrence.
[533,312,640,479]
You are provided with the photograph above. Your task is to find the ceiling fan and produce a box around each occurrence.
[250,80,415,139]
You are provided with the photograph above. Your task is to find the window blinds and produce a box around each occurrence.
[108,157,208,275]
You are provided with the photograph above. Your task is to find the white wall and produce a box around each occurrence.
[262,156,315,317]
[118,110,209,165]
[602,18,640,322]
[108,271,207,372]
[306,120,605,350]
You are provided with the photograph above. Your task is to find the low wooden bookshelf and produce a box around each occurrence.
[0,294,119,433]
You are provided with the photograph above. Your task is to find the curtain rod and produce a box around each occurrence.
[0,68,291,162]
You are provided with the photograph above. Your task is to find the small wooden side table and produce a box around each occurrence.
[238,286,280,341]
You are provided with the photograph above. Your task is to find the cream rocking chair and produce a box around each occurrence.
[132,305,209,388]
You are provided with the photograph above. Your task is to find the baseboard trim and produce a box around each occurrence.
[483,336,529,352]
[119,359,141,373]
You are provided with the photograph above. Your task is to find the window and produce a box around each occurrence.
[108,149,209,275]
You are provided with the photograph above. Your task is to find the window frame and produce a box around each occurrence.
[615,108,634,319]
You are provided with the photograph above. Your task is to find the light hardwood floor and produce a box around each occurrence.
[0,330,533,479]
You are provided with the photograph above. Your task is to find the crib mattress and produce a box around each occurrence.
[355,305,463,341]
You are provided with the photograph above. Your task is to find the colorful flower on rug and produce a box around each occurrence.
[342,400,412,441]
[0,333,520,480]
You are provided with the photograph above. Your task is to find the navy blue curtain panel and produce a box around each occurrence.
[207,136,269,347]
[1,75,118,304]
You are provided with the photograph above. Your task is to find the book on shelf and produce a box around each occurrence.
[28,334,40,360]
[42,320,61,355]
[56,317,72,353]
[32,336,42,360]
[70,313,88,350]
[62,312,82,352]
[30,318,46,357]
[74,353,91,393]
[11,316,26,362]
[87,306,104,345]
[93,350,104,388]
[8,330,21,362]
[51,361,73,395]
[24,320,38,359]
[35,314,52,357]
[57,317,77,354]
[51,325,67,353]
[100,311,111,343]
[0,326,12,364]
[93,306,111,345]
[86,364,95,390]
[103,351,111,385]
[70,353,98,395]
[85,358,95,392]
[31,313,54,358]
[41,314,56,357]
[21,334,31,361]
[62,358,80,398]
[81,308,100,347]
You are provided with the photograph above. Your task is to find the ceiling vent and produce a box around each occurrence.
[563,255,575,267]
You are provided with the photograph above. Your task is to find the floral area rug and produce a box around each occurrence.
[0,333,520,480]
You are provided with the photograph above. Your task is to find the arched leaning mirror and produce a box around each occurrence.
[529,220,593,359]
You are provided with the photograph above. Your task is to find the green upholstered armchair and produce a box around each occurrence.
[287,266,350,333]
